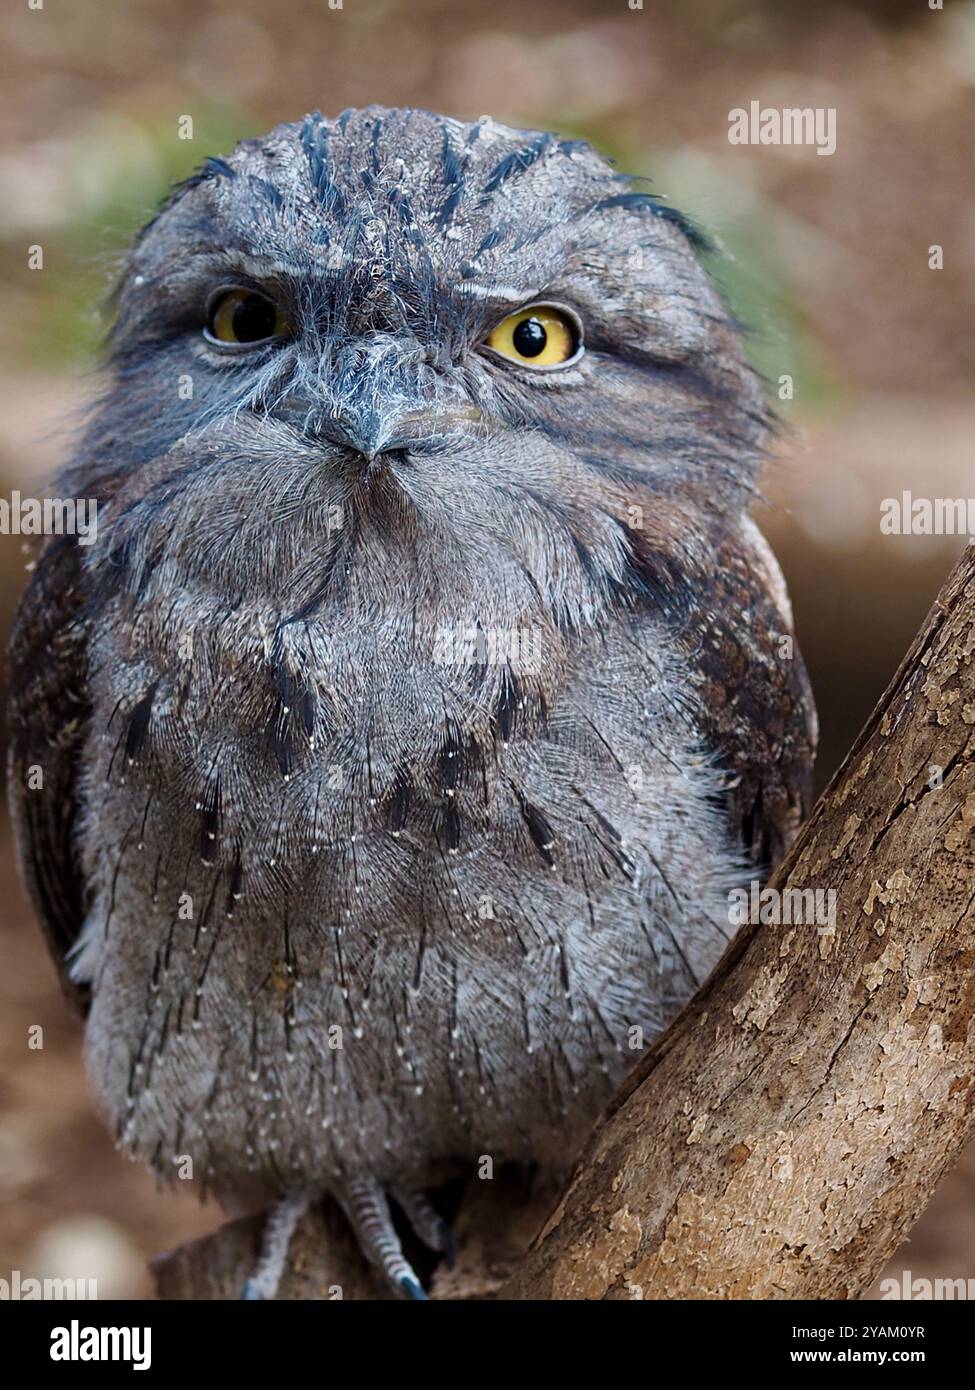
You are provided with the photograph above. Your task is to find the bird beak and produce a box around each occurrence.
[320,409,388,462]
[309,335,427,462]
[311,337,485,463]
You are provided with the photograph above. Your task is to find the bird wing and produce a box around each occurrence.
[693,518,818,870]
[7,535,92,1015]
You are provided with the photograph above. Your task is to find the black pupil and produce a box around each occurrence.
[512,317,547,357]
[230,295,276,342]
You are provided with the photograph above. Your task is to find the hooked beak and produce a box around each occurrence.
[304,336,489,462]
[310,335,434,463]
[312,403,489,464]
[317,409,391,462]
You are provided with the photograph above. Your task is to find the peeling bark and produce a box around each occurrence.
[155,545,975,1301]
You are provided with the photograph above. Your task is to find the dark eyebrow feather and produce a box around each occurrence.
[481,132,555,197]
[134,156,237,245]
[438,121,468,228]
[592,191,710,253]
[299,111,347,218]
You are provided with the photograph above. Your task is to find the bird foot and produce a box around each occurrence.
[338,1176,455,1299]
[240,1193,310,1300]
[240,1181,455,1300]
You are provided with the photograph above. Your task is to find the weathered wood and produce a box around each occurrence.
[505,542,975,1299]
[155,545,975,1301]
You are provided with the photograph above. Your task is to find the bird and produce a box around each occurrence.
[7,106,817,1300]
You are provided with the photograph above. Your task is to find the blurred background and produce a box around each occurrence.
[1,0,973,1298]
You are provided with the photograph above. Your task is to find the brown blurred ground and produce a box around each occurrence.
[1,0,974,1297]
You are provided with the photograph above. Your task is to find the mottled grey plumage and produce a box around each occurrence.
[8,107,816,1297]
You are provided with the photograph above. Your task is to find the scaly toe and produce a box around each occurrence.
[391,1186,456,1261]
[337,1175,428,1299]
[240,1194,310,1301]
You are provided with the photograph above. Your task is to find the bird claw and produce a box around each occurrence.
[338,1175,425,1298]
[391,1185,456,1261]
[399,1274,429,1301]
[339,1176,455,1299]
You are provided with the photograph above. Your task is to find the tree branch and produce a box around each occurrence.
[155,544,975,1301]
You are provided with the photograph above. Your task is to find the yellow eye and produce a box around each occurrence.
[206,289,289,345]
[486,305,581,368]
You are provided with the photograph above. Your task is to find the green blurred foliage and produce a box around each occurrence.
[13,99,256,368]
